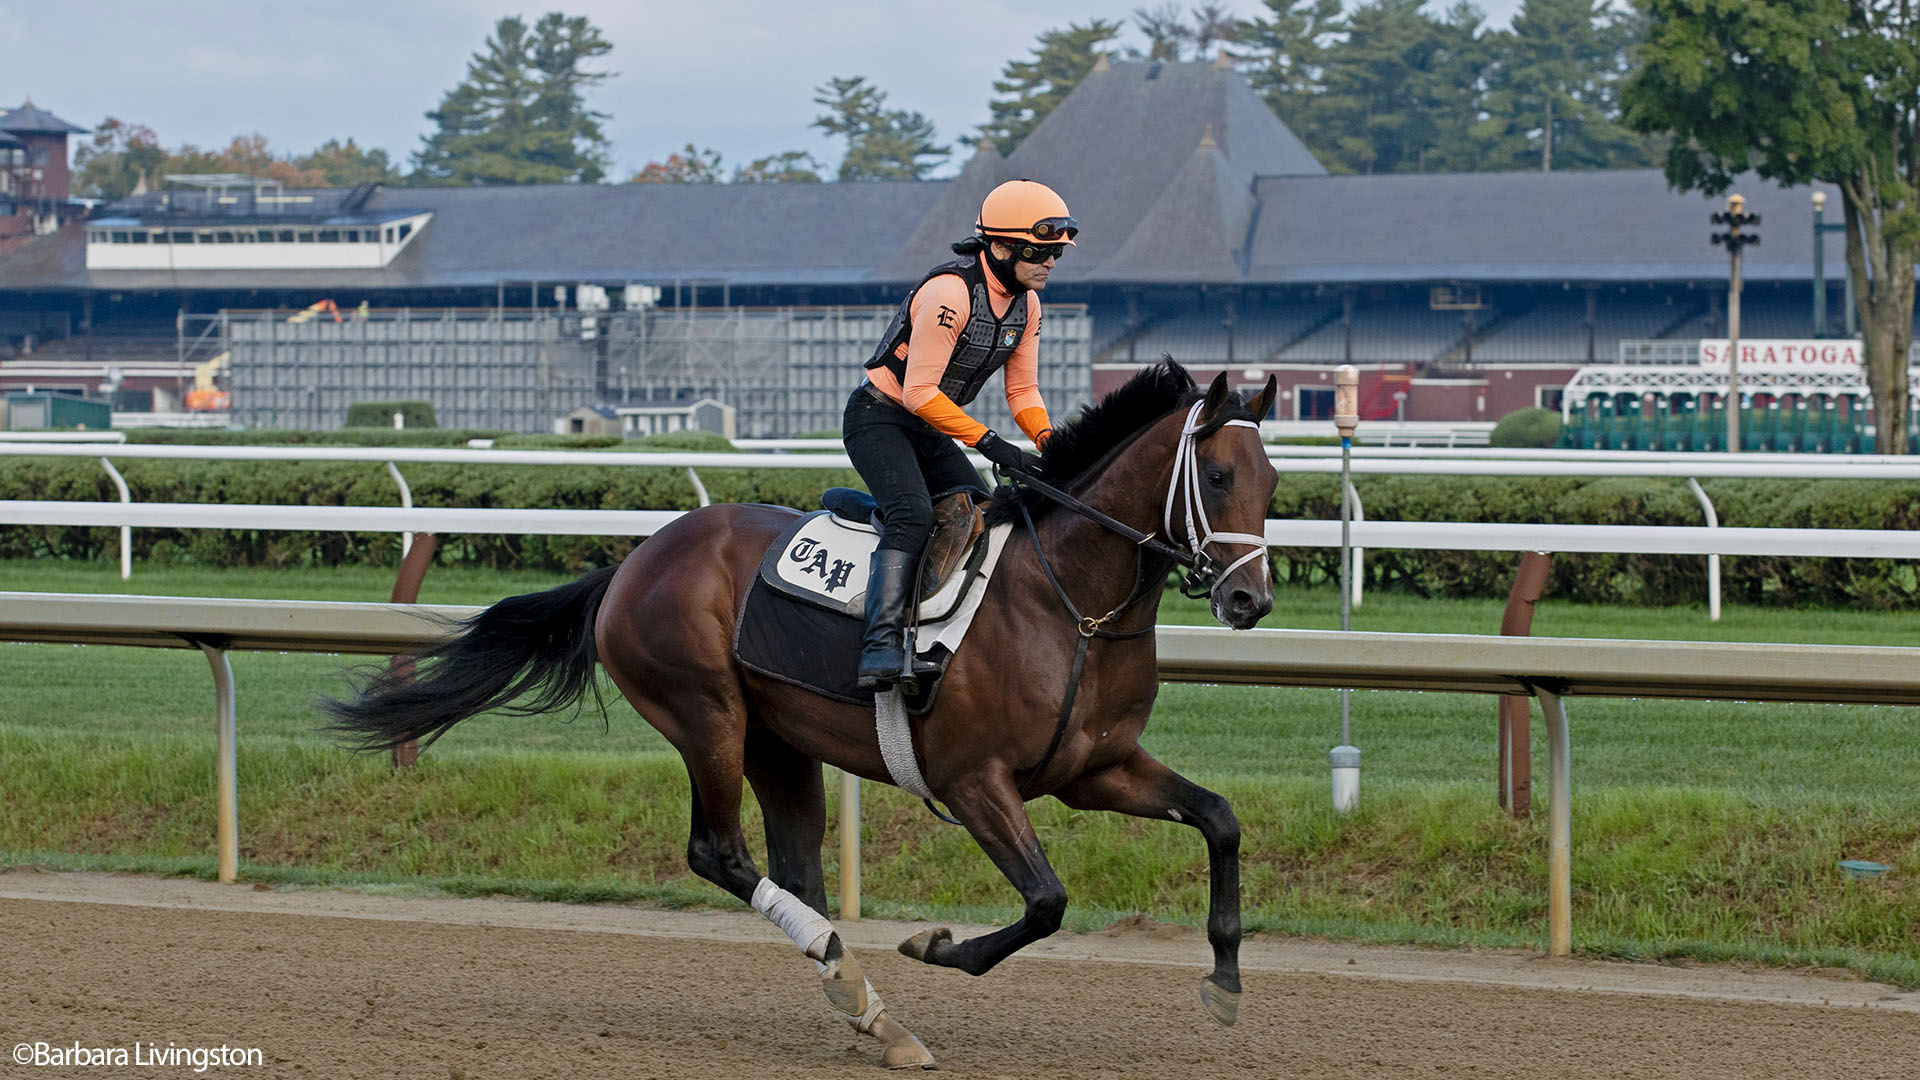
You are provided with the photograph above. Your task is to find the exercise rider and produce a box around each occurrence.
[844,178,1076,692]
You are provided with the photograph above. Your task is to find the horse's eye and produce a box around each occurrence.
[1205,468,1230,490]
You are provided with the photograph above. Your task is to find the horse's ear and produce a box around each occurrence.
[1247,375,1277,422]
[1201,371,1230,421]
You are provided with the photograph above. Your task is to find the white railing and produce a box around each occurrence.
[5,442,1916,617]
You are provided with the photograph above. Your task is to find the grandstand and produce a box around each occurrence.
[0,60,1893,435]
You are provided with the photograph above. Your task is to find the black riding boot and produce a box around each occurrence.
[857,549,916,692]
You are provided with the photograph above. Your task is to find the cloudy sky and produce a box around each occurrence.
[4,0,1528,179]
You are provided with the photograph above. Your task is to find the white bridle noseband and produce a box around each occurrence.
[1163,400,1269,595]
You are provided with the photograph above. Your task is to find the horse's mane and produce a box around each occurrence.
[985,357,1249,526]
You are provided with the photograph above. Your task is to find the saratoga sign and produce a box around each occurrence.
[1698,339,1862,372]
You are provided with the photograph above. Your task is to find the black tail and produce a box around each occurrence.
[323,565,619,752]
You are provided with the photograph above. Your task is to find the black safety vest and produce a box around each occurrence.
[864,256,1029,408]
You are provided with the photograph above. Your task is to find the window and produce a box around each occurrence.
[129,231,149,244]
[295,229,314,243]
[344,229,360,243]
[1296,385,1335,421]
[195,230,214,244]
[214,231,235,243]
[171,231,195,244]
[256,229,276,243]
[396,223,412,241]
[383,228,393,243]
[110,231,130,243]
[277,229,294,243]
[1536,387,1566,411]
[317,229,339,243]
[28,147,47,165]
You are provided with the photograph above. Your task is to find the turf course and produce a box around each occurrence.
[2,559,1917,985]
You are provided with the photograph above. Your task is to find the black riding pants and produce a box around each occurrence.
[843,384,990,556]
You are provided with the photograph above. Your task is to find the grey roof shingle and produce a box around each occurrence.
[1098,131,1257,282]
[1250,169,1839,284]
[0,102,87,134]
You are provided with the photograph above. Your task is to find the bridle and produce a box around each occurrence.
[994,397,1268,802]
[1004,398,1267,618]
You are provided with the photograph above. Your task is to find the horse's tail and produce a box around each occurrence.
[323,565,619,752]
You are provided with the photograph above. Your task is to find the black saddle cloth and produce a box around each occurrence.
[732,511,950,712]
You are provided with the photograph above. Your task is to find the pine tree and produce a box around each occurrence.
[977,19,1123,155]
[1236,0,1345,166]
[1474,0,1654,171]
[411,13,613,185]
[811,76,949,181]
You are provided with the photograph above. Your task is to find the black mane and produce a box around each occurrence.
[985,358,1234,526]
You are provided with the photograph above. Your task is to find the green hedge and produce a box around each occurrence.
[3,459,1917,606]
[1489,407,1562,448]
[344,400,437,428]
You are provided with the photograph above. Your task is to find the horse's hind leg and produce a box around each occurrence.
[1053,748,1244,1027]
[744,731,934,1070]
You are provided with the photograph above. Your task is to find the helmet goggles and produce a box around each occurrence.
[1005,241,1067,264]
[979,215,1079,245]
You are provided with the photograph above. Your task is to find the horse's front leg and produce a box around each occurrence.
[1054,748,1244,1026]
[897,770,1068,976]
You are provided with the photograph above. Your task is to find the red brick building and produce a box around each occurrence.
[0,101,87,251]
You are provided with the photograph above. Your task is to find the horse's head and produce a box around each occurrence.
[1168,372,1278,630]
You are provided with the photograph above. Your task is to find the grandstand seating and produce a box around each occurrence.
[1117,303,1339,363]
[1468,300,1703,363]
[1275,301,1483,363]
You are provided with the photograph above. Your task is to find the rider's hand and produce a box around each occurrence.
[976,430,1043,475]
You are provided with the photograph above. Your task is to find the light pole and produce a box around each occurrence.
[1711,194,1760,451]
[1811,191,1855,338]
[1331,365,1360,813]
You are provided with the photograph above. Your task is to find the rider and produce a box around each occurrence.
[845,178,1076,691]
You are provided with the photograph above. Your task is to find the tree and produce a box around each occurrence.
[1236,0,1346,165]
[811,76,949,181]
[1134,3,1195,60]
[630,144,724,183]
[977,19,1124,155]
[412,13,614,185]
[214,134,331,187]
[1623,0,1920,452]
[1473,0,1654,172]
[733,151,823,183]
[1309,0,1476,174]
[71,117,168,200]
[296,139,402,186]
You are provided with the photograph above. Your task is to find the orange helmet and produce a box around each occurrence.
[976,180,1077,246]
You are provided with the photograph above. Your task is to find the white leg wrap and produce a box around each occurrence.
[752,877,836,961]
[841,978,887,1034]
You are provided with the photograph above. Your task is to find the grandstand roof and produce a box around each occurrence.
[0,102,87,135]
[0,62,1849,293]
[1250,169,1840,285]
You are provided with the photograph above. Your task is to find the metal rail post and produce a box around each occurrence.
[839,770,861,920]
[197,641,239,885]
[100,457,132,581]
[1529,682,1573,957]
[1330,366,1361,812]
[1685,478,1721,621]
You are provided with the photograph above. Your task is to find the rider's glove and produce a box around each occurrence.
[975,430,1044,475]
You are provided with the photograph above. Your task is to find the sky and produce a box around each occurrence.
[2,0,1529,181]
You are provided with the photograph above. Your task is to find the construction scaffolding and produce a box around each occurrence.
[200,304,1093,436]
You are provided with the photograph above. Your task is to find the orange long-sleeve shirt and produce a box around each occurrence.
[865,257,1052,447]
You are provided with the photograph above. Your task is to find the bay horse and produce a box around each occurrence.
[326,360,1279,1069]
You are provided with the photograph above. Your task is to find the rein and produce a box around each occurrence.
[1001,400,1266,799]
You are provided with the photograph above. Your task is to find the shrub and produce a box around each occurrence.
[344,400,437,429]
[1489,407,1562,448]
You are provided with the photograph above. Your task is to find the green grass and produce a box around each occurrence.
[3,560,1918,985]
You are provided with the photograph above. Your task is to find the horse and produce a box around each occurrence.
[325,359,1279,1070]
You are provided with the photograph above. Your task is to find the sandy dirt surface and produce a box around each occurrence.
[2,870,1916,1079]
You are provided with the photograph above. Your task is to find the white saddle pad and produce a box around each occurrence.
[771,511,1004,624]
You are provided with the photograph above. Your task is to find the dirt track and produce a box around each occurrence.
[3,871,1917,1079]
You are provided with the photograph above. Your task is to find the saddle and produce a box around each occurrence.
[733,488,1005,709]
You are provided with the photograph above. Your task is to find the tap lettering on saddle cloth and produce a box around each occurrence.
[787,537,857,594]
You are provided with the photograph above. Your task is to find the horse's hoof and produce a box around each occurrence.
[820,951,870,1018]
[897,927,951,964]
[871,1013,937,1070]
[1199,977,1241,1027]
